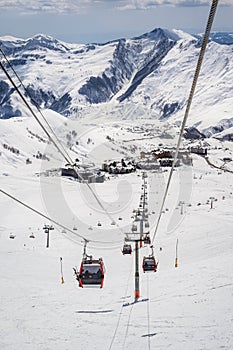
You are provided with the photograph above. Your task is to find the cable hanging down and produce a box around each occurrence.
[151,0,219,243]
[0,188,123,247]
[0,47,75,166]
[0,50,125,237]
[0,59,73,165]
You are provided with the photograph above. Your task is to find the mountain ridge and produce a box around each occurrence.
[0,28,232,140]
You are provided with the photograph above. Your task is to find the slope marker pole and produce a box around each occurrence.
[60,257,65,284]
[175,238,179,268]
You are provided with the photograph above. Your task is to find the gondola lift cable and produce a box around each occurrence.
[0,57,73,165]
[0,188,123,248]
[114,1,220,345]
[0,46,75,166]
[0,50,126,238]
[151,0,219,243]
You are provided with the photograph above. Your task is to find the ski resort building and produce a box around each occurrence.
[61,168,105,183]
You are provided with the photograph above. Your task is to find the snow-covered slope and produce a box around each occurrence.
[1,25,233,350]
[197,31,233,45]
[124,37,233,134]
[0,28,232,140]
[0,107,233,349]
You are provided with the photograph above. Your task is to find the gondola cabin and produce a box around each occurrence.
[78,258,105,288]
[143,235,151,245]
[145,221,149,228]
[142,256,157,272]
[122,244,132,255]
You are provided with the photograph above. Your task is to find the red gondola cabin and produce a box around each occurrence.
[77,258,105,288]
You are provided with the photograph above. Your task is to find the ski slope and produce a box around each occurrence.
[0,110,233,350]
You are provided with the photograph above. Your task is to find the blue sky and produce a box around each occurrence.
[0,0,233,43]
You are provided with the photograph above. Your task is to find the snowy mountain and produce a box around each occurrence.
[1,30,233,350]
[0,28,233,140]
[196,31,233,45]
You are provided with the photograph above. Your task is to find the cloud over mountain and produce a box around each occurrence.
[0,0,232,14]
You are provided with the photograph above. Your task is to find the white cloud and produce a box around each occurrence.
[117,0,233,11]
[0,0,232,14]
[0,0,89,14]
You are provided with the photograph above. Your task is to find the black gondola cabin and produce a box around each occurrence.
[122,244,132,255]
[142,256,157,272]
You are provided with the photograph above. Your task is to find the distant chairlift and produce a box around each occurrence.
[74,241,105,288]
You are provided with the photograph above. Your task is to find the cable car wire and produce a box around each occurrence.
[0,51,126,238]
[122,303,134,350]
[146,273,151,350]
[0,188,123,247]
[0,47,74,166]
[0,60,73,166]
[151,0,219,243]
[108,257,134,350]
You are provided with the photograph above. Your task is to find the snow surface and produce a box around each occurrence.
[1,109,233,349]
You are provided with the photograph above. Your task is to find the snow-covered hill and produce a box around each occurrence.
[1,25,233,350]
[0,106,233,349]
[197,32,233,45]
[0,28,233,140]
